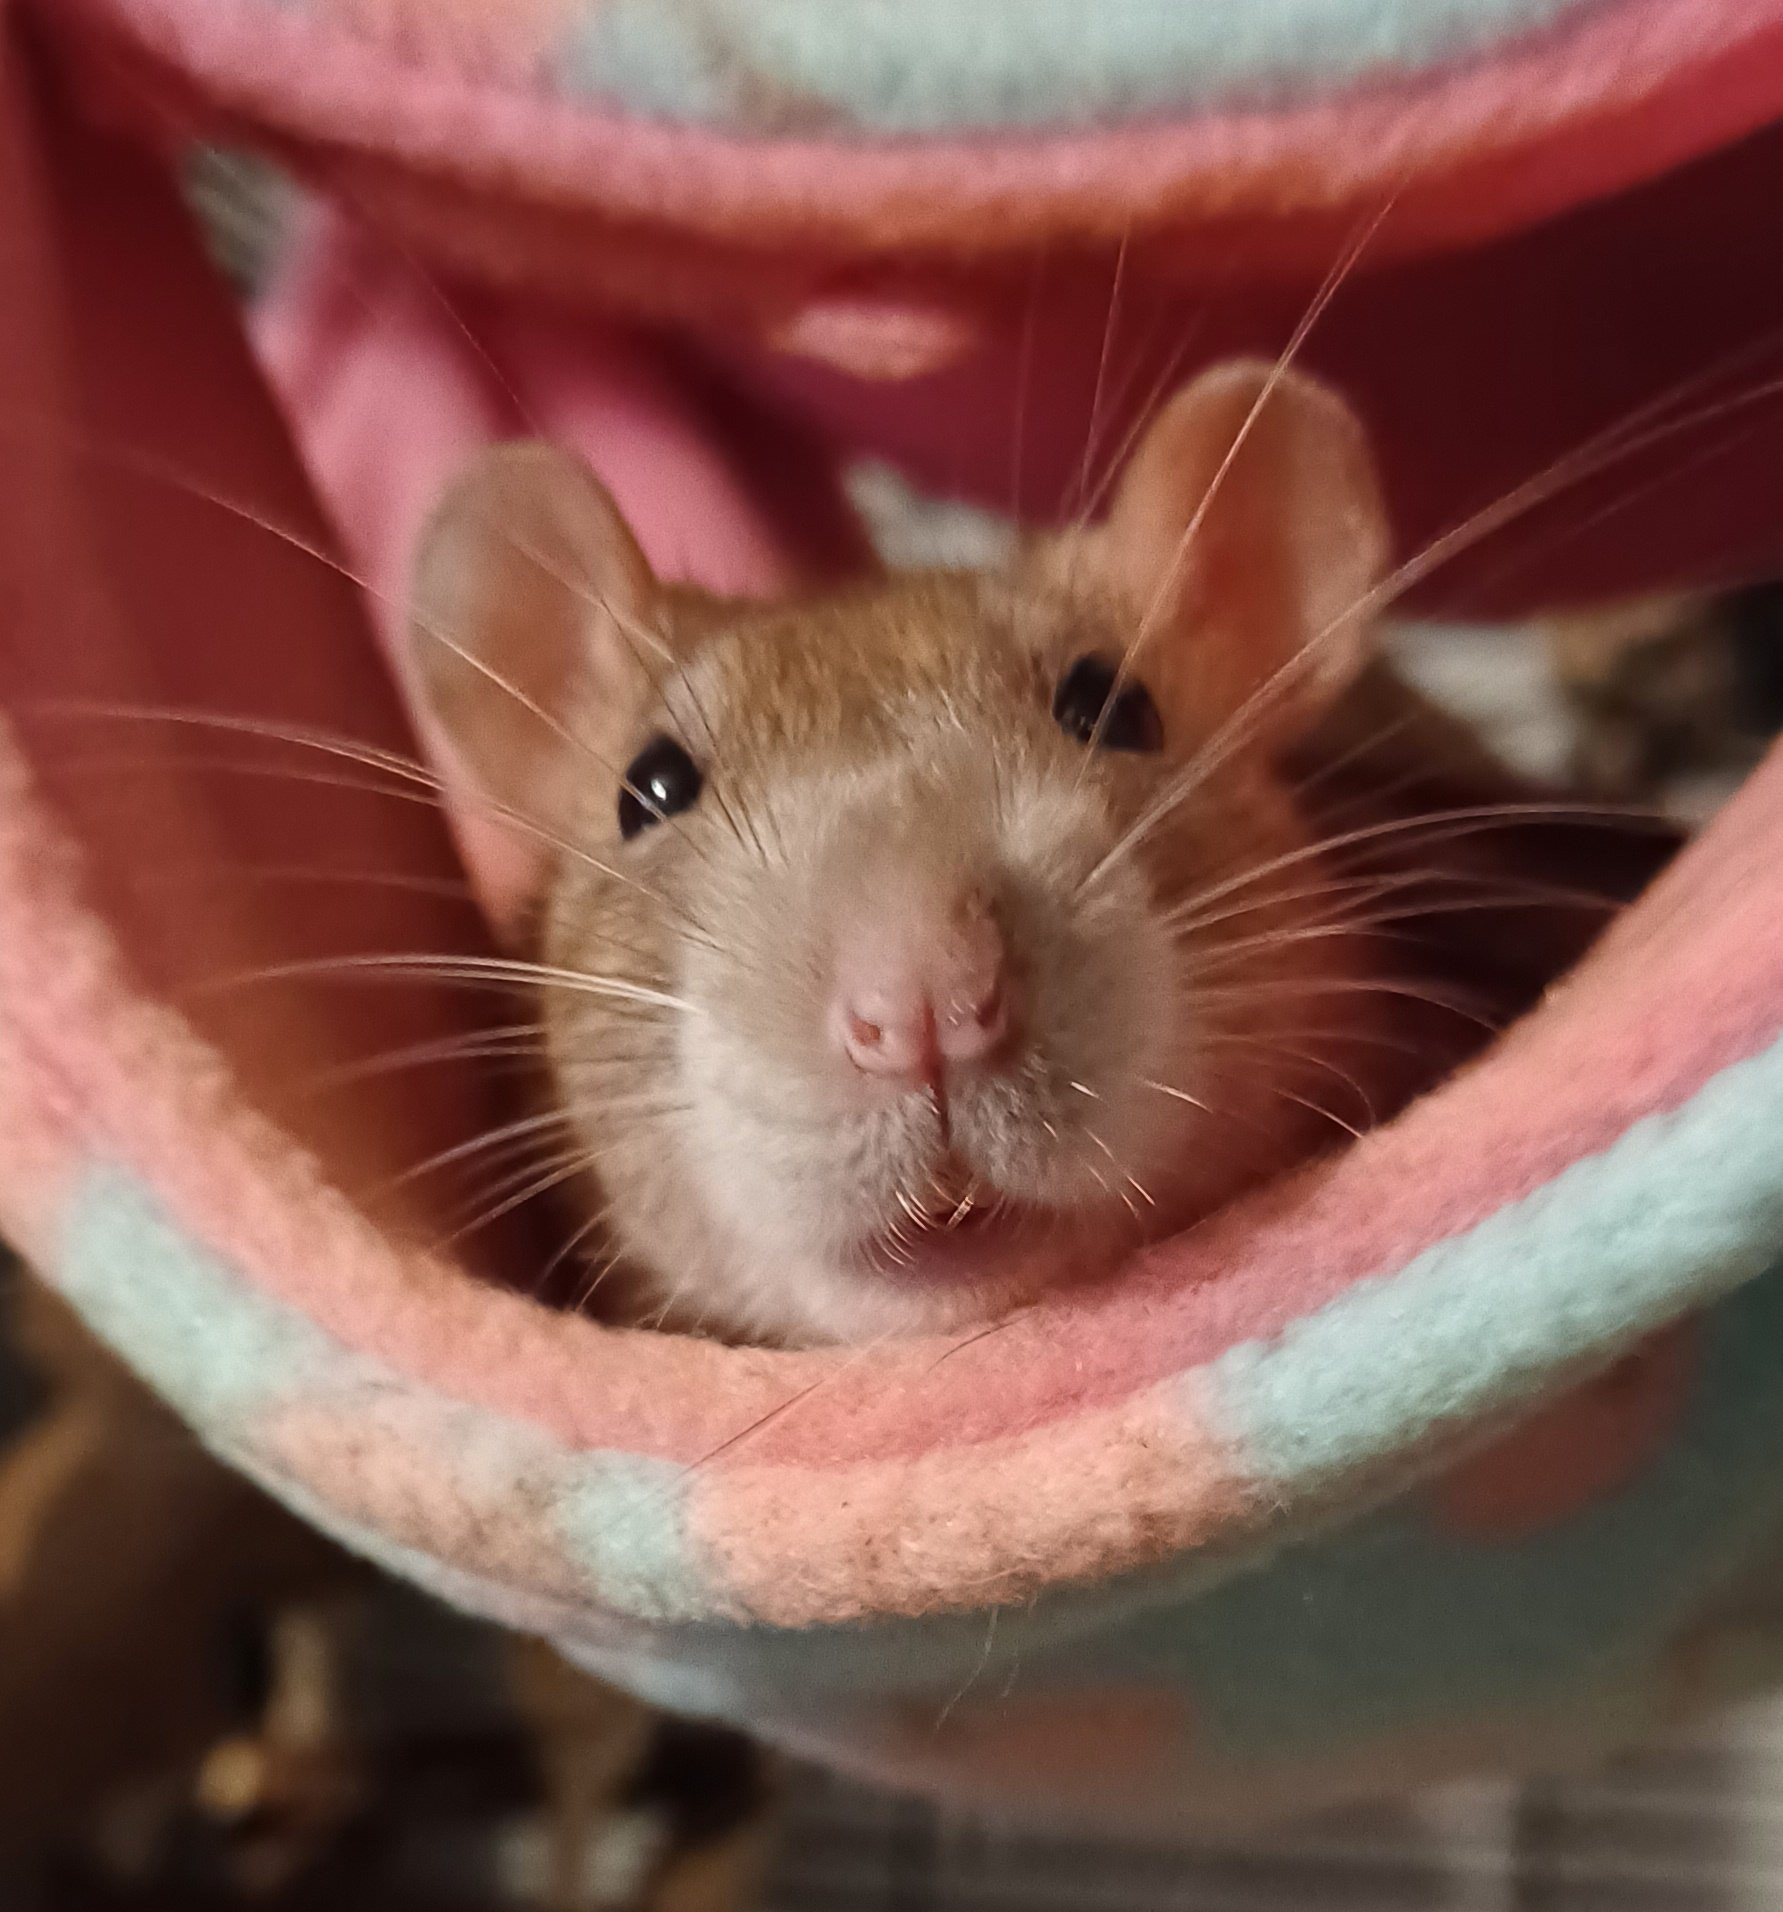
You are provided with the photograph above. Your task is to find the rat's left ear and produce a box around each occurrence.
[1077,360,1390,745]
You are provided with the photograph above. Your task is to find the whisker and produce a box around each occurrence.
[1141,1078,1213,1115]
[565,1238,620,1313]
[1202,1038,1382,1127]
[1120,796,1664,921]
[1198,1020,1436,1067]
[433,1150,601,1255]
[680,1333,903,1474]
[1070,300,1207,533]
[1077,195,1398,771]
[449,1136,598,1213]
[502,1158,614,1296]
[135,860,475,904]
[1192,972,1502,1032]
[1069,225,1134,524]
[481,512,769,868]
[1091,1148,1144,1225]
[196,949,697,1017]
[1081,351,1783,892]
[385,1107,575,1193]
[304,1021,550,1092]
[1164,866,1422,941]
[330,219,774,872]
[1260,1082,1366,1142]
[1177,356,1783,828]
[30,700,720,947]
[566,1240,626,1318]
[1183,879,1626,969]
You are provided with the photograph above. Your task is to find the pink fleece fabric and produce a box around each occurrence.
[4,0,1783,1677]
[42,0,1783,266]
[31,0,1783,611]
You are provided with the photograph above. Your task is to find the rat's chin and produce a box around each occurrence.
[687,1190,1125,1346]
[839,1187,1135,1305]
[850,1195,1035,1284]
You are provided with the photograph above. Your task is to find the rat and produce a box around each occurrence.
[399,360,1663,1349]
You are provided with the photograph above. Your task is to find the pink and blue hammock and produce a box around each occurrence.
[5,0,1783,1828]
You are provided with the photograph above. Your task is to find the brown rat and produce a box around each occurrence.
[399,360,1658,1348]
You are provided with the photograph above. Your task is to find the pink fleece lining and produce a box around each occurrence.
[688,1375,1253,1627]
[53,0,1783,272]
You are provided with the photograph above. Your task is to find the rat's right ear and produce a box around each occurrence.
[407,441,658,836]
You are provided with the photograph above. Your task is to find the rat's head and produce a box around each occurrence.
[407,361,1389,1345]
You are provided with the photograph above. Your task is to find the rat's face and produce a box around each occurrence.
[408,361,1390,1345]
[538,574,1323,1343]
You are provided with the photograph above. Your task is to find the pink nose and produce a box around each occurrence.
[831,892,1015,1085]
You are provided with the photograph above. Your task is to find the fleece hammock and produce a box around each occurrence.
[3,0,1783,1829]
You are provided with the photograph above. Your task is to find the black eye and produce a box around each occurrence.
[618,735,704,839]
[1052,654,1164,753]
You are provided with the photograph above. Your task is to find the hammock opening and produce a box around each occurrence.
[5,36,1782,1652]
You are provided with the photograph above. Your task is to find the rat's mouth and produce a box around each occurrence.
[855,1186,1032,1281]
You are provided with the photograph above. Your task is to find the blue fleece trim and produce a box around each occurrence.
[1102,1267,1783,1760]
[54,1163,704,1624]
[1207,1029,1783,1489]
[555,0,1595,136]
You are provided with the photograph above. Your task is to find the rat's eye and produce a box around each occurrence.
[1052,654,1164,753]
[618,735,704,839]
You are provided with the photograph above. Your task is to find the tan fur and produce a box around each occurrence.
[535,568,1367,1344]
[411,362,1391,1347]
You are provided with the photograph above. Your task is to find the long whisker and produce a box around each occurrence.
[1008,248,1046,522]
[565,1237,626,1318]
[197,948,698,1016]
[1133,797,1663,928]
[1071,306,1214,532]
[1069,226,1134,525]
[129,859,475,904]
[532,1193,616,1301]
[365,213,777,866]
[1258,1080,1366,1142]
[1076,195,1398,771]
[1182,875,1630,966]
[1118,361,1783,868]
[1,418,731,929]
[480,511,769,868]
[1141,1078,1212,1115]
[202,198,761,875]
[27,698,720,951]
[1209,1038,1381,1126]
[1081,347,1783,891]
[385,1107,575,1193]
[1191,972,1501,1032]
[1201,788,1661,907]
[1198,1020,1436,1067]
[679,1333,903,1474]
[355,210,769,865]
[305,1021,550,1092]
[432,1149,601,1254]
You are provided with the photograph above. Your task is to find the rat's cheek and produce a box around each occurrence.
[1066,904,1184,1098]
[675,1064,847,1267]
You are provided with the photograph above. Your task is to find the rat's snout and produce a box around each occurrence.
[829,882,1016,1088]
